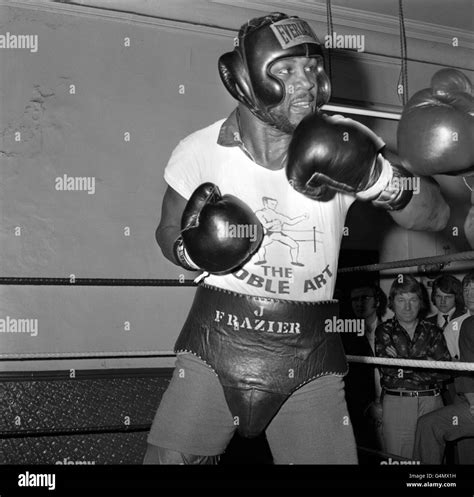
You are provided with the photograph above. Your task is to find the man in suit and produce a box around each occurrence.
[343,283,387,451]
[427,275,465,408]
[426,275,464,330]
[443,272,474,361]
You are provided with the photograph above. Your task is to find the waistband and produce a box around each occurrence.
[184,283,340,331]
[198,283,339,306]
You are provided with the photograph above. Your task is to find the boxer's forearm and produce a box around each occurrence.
[156,225,182,266]
[388,176,450,231]
[464,189,474,248]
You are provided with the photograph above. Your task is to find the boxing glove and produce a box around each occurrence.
[286,112,413,210]
[397,68,474,177]
[174,183,263,275]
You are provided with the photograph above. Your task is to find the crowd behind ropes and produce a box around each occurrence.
[341,271,474,464]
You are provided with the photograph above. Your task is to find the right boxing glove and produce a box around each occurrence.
[286,112,413,210]
[173,183,264,275]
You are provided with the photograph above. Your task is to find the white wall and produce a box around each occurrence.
[0,1,236,370]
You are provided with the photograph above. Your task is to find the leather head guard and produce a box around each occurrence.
[218,12,331,129]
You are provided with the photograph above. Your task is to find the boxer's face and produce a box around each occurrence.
[463,282,474,313]
[268,56,322,132]
[393,292,421,325]
[433,289,456,314]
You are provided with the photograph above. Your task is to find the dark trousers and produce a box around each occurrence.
[413,394,474,464]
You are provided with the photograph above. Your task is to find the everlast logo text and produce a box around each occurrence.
[214,309,301,334]
[270,19,319,49]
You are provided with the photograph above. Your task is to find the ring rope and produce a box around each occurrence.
[346,355,474,371]
[338,251,474,273]
[1,351,473,370]
[0,351,176,361]
[0,251,472,286]
[0,277,196,286]
[0,424,151,439]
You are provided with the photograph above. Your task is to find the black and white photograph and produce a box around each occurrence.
[0,0,473,495]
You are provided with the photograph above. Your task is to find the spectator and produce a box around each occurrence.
[443,271,474,361]
[343,283,387,450]
[437,271,474,461]
[427,275,465,407]
[413,315,474,464]
[427,275,464,330]
[375,274,451,458]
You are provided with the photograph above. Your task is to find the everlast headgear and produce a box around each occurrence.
[218,13,331,129]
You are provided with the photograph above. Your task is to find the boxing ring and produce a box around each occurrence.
[1,250,473,464]
[1,0,472,466]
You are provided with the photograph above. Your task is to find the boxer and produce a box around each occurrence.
[145,12,450,464]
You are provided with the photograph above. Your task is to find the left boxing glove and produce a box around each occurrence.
[174,183,263,275]
[286,112,413,210]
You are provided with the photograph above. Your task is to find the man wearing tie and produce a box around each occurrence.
[428,275,465,411]
[426,275,464,332]
[443,272,474,361]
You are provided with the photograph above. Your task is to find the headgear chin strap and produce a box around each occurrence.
[218,13,331,130]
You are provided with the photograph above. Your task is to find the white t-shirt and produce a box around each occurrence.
[165,115,383,302]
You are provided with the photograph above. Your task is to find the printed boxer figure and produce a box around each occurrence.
[254,197,308,266]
